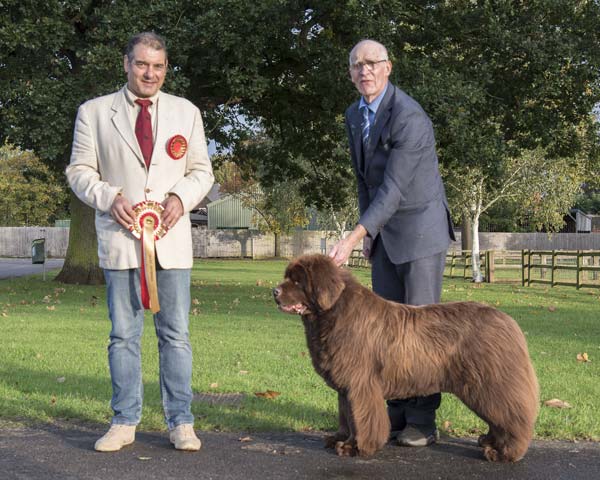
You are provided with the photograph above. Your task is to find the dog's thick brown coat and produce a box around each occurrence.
[274,254,539,462]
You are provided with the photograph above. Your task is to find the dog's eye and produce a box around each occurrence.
[294,281,300,286]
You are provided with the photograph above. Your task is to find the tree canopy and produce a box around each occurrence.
[0,143,66,226]
[2,1,599,199]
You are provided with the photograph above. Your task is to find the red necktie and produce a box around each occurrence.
[135,99,153,168]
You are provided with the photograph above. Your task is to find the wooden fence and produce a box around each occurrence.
[340,249,600,290]
[443,249,600,289]
[522,250,600,289]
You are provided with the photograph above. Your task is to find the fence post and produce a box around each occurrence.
[576,250,582,289]
[521,250,526,286]
[486,250,495,283]
[528,250,533,286]
[551,250,556,287]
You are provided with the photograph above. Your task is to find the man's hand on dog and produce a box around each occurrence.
[329,224,368,266]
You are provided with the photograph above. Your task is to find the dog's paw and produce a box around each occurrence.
[335,440,358,457]
[483,445,499,462]
[357,446,376,457]
[324,432,348,449]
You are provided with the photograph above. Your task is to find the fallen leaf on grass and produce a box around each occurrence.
[442,420,452,431]
[46,306,56,311]
[239,370,249,375]
[548,306,556,312]
[210,383,219,389]
[576,353,590,363]
[1,312,7,317]
[544,398,572,409]
[255,390,281,399]
[256,280,264,286]
[56,377,66,383]
[192,298,200,305]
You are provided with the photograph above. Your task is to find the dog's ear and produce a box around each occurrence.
[304,255,345,312]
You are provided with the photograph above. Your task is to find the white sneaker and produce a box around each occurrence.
[94,424,136,452]
[169,424,201,451]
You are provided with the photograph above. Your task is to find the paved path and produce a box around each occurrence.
[1,423,598,480]
[0,258,64,280]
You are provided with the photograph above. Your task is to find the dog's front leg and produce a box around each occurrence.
[325,391,354,450]
[345,380,389,457]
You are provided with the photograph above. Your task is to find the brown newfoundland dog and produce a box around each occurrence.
[273,254,539,462]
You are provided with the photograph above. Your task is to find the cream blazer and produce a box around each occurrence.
[66,86,214,269]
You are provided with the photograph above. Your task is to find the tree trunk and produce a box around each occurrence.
[461,213,472,251]
[274,232,280,258]
[55,193,105,285]
[471,212,484,283]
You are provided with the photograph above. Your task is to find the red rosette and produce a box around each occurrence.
[128,200,169,240]
[166,134,188,160]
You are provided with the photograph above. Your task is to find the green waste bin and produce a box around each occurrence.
[32,238,46,264]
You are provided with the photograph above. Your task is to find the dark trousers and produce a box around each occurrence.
[371,237,447,428]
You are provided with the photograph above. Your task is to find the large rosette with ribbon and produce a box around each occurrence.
[129,200,169,313]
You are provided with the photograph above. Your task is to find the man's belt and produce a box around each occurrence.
[129,201,168,313]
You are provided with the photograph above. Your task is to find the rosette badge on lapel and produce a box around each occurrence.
[167,134,187,160]
[129,201,169,313]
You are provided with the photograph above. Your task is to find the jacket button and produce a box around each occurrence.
[145,188,151,193]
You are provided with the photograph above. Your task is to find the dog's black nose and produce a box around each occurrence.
[272,287,281,298]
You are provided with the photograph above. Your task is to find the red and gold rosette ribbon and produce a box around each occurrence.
[166,134,188,160]
[129,200,169,313]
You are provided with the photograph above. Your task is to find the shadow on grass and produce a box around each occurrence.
[0,361,337,433]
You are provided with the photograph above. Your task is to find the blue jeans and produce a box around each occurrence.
[103,267,194,429]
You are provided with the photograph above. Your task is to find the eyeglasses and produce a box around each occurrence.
[350,59,388,72]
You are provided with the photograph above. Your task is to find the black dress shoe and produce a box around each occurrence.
[396,424,439,447]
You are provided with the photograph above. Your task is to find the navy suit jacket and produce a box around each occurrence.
[345,83,455,264]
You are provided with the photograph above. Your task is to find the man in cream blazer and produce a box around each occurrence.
[66,32,214,452]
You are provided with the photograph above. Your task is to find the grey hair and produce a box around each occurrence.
[349,39,389,65]
[125,32,168,62]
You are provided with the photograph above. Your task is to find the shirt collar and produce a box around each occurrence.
[124,85,161,107]
[359,82,389,114]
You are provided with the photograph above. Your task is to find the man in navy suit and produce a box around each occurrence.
[329,39,455,447]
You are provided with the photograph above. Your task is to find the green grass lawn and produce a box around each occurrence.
[1,259,599,440]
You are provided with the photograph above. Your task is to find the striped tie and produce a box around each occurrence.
[361,105,370,145]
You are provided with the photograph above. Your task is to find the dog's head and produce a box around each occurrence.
[273,254,346,315]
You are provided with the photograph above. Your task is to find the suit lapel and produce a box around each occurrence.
[111,87,145,168]
[349,105,365,174]
[363,85,394,167]
[152,92,172,167]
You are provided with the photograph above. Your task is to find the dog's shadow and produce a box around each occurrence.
[427,434,485,460]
